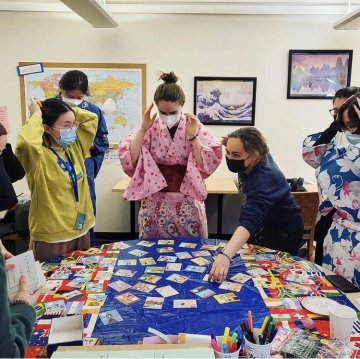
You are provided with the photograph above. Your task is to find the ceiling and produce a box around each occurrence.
[0,0,360,15]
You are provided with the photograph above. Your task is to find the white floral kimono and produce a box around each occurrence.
[303,132,360,286]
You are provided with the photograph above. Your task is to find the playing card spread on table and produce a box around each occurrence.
[143,296,164,309]
[155,285,179,298]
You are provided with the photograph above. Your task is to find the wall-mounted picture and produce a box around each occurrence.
[194,77,256,125]
[287,50,353,99]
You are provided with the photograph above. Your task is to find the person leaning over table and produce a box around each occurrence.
[303,94,360,287]
[208,127,304,282]
[118,71,222,238]
[15,98,97,262]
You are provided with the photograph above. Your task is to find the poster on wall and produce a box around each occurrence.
[194,77,257,126]
[18,62,146,149]
[287,50,353,99]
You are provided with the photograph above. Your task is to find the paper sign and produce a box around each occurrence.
[17,63,44,76]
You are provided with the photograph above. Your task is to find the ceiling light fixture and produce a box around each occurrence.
[333,0,360,30]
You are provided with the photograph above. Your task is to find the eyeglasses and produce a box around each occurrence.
[51,121,79,131]
[329,108,338,118]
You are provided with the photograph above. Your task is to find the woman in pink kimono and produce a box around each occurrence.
[119,72,222,238]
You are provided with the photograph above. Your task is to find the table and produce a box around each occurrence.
[112,177,239,237]
[26,238,360,357]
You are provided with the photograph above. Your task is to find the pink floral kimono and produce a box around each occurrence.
[118,115,221,238]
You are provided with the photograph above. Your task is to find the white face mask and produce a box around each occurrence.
[345,131,360,145]
[159,113,180,129]
[62,97,83,107]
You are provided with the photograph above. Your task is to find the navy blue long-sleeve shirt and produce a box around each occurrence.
[238,154,303,236]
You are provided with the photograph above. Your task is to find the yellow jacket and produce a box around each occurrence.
[16,107,97,242]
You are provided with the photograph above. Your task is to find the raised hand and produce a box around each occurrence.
[141,103,157,133]
[185,113,199,139]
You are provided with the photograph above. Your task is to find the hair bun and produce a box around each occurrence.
[160,71,178,84]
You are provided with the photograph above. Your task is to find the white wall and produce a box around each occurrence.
[0,12,358,233]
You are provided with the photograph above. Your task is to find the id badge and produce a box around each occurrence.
[74,213,86,230]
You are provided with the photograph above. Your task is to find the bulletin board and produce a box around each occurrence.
[18,62,146,144]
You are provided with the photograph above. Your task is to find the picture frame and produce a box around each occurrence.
[194,77,256,125]
[287,50,353,99]
[18,62,146,144]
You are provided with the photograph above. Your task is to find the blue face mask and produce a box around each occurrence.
[56,127,77,147]
[346,132,360,145]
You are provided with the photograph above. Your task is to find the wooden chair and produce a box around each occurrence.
[1,233,28,254]
[292,191,319,261]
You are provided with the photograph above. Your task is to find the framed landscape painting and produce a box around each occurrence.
[194,77,256,125]
[287,50,353,99]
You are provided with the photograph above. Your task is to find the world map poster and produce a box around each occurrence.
[19,62,146,144]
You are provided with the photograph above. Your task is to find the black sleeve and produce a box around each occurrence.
[313,121,339,146]
[0,154,18,211]
[2,144,25,183]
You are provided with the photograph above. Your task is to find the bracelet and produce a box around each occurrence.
[189,134,197,142]
[9,298,31,306]
[218,249,232,263]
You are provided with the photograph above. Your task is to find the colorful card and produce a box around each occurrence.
[246,267,268,277]
[100,257,117,267]
[132,282,156,293]
[230,273,252,284]
[108,280,132,292]
[155,285,179,298]
[60,256,78,266]
[67,277,89,288]
[166,274,189,284]
[191,257,210,266]
[219,281,242,292]
[145,266,165,274]
[166,263,182,272]
[112,241,131,249]
[137,240,156,247]
[179,242,197,249]
[192,250,212,257]
[173,299,197,308]
[85,282,104,293]
[40,280,63,294]
[94,271,113,281]
[157,247,175,253]
[118,259,137,266]
[114,268,137,278]
[62,289,83,301]
[255,253,276,261]
[200,244,219,251]
[184,265,206,273]
[285,273,316,285]
[115,292,140,305]
[128,249,148,257]
[213,292,240,304]
[139,273,162,284]
[158,255,177,262]
[139,257,156,266]
[158,239,174,245]
[85,293,106,307]
[99,309,123,325]
[175,252,193,260]
[190,286,215,299]
[143,296,165,309]
[44,300,66,315]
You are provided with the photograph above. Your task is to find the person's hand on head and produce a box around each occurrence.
[141,103,157,132]
[12,274,40,307]
[29,97,42,117]
[184,113,198,139]
[208,254,230,283]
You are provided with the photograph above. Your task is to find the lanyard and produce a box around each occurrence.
[50,148,79,204]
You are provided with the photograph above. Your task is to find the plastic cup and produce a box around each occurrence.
[213,336,241,358]
[329,304,357,342]
[244,337,272,358]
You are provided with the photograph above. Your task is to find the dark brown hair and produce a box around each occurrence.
[153,72,185,106]
[337,94,360,133]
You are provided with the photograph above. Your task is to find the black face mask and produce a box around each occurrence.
[226,157,247,173]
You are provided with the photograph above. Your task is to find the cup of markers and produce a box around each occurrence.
[211,327,242,358]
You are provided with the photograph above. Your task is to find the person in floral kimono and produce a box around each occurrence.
[302,94,360,287]
[118,72,222,238]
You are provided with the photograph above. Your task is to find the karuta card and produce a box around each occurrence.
[213,292,240,304]
[157,247,175,253]
[128,249,148,257]
[94,271,113,281]
[190,286,215,299]
[112,241,131,249]
[155,285,179,298]
[44,300,66,315]
[143,296,165,309]
[166,274,189,284]
[200,244,219,251]
[157,255,177,262]
[115,292,140,305]
[165,263,182,272]
[219,281,242,292]
[173,299,197,308]
[246,267,268,277]
[85,282,104,293]
[145,266,165,274]
[175,252,193,260]
[139,273,162,284]
[100,257,117,267]
[202,274,210,281]
[85,293,106,307]
[99,309,123,325]
[230,273,252,284]
[114,268,137,277]
[62,289,83,301]
[191,257,210,266]
[139,257,156,266]
[132,282,156,293]
[184,265,206,273]
[255,253,276,261]
[137,240,156,247]
[192,250,212,257]
[118,259,137,266]
[108,280,132,292]
[40,280,63,294]
[179,242,197,249]
[158,239,174,245]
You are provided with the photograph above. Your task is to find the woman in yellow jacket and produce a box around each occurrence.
[16,98,97,262]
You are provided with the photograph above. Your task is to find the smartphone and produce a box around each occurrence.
[325,274,360,293]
